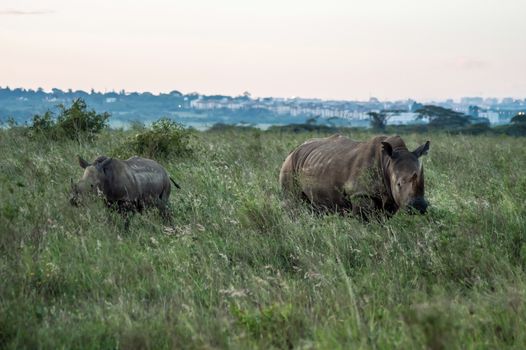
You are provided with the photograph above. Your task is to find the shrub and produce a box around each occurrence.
[122,118,193,159]
[27,99,109,141]
[456,123,491,135]
[266,123,339,133]
[6,117,19,128]
[128,120,146,132]
[28,111,55,138]
[511,112,526,125]
[55,98,110,141]
[207,123,257,132]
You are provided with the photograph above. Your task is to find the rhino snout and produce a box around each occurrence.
[69,194,81,207]
[408,197,428,214]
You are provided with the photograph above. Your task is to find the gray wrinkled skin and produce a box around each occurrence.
[70,155,179,224]
[279,134,430,219]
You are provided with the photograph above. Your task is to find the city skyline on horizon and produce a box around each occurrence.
[2,85,524,104]
[2,0,525,101]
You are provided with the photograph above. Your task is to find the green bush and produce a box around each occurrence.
[28,99,109,141]
[28,111,55,137]
[128,120,147,132]
[55,99,109,141]
[119,118,193,159]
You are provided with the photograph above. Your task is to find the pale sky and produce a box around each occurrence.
[1,0,525,100]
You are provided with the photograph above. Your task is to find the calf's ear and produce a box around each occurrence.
[95,157,112,174]
[78,155,90,169]
[413,141,430,158]
[381,142,394,157]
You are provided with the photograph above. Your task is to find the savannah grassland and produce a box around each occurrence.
[1,127,525,349]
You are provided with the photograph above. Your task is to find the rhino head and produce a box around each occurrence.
[69,155,110,206]
[382,140,430,214]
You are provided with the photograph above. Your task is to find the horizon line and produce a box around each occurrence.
[1,85,525,104]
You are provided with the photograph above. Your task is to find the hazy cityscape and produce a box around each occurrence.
[1,86,524,129]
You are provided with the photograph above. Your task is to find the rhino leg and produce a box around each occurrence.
[279,154,302,197]
[156,188,173,224]
[122,213,131,231]
[157,202,172,224]
[106,200,136,231]
[351,195,380,221]
[280,167,306,213]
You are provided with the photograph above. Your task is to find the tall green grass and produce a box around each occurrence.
[1,128,525,349]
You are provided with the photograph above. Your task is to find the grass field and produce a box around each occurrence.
[1,128,525,349]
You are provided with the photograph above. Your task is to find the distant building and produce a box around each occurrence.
[484,97,499,105]
[461,97,483,105]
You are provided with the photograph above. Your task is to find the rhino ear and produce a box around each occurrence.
[95,157,112,174]
[381,142,394,157]
[78,155,90,169]
[413,141,430,158]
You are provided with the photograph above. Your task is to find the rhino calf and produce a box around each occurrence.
[70,155,180,224]
[279,134,430,219]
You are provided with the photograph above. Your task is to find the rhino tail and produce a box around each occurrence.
[170,177,181,189]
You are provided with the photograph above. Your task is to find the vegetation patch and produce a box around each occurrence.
[231,303,307,348]
[1,126,525,349]
[114,118,194,159]
[28,98,109,141]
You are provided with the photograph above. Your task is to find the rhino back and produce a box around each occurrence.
[289,134,386,207]
[102,157,170,203]
[124,157,170,200]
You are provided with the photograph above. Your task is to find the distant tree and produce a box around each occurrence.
[416,105,470,129]
[52,88,64,96]
[507,112,526,136]
[326,116,340,127]
[511,112,526,125]
[367,111,389,131]
[306,116,319,125]
[470,116,490,125]
[367,110,402,131]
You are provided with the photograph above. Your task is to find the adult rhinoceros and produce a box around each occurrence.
[70,155,180,224]
[279,134,430,218]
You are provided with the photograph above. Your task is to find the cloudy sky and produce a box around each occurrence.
[1,0,525,100]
